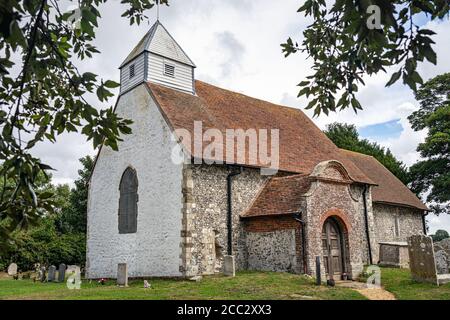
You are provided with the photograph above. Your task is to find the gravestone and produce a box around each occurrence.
[66,266,81,290]
[223,255,235,277]
[435,250,449,274]
[117,263,128,287]
[39,267,46,282]
[58,264,66,282]
[66,265,79,275]
[407,235,438,285]
[435,238,450,254]
[7,263,18,276]
[47,265,56,282]
[33,263,41,273]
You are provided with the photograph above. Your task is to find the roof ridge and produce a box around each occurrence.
[143,20,159,49]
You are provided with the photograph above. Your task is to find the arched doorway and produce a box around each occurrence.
[322,218,345,278]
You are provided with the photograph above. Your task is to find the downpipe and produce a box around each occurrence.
[362,185,373,265]
[226,166,243,256]
[293,212,308,274]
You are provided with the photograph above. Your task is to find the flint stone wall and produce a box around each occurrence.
[372,203,424,263]
[244,215,304,273]
[182,164,268,275]
[246,229,297,272]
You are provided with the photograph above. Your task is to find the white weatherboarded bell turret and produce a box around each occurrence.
[119,21,196,95]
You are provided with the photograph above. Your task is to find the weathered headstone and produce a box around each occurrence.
[435,238,450,254]
[47,265,56,282]
[435,250,449,275]
[7,263,18,276]
[66,265,79,275]
[39,267,46,282]
[66,266,81,290]
[117,263,128,287]
[58,264,66,282]
[223,255,235,277]
[33,263,41,273]
[407,235,438,285]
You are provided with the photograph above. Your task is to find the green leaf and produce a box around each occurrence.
[386,70,401,87]
[423,47,437,65]
[104,80,120,88]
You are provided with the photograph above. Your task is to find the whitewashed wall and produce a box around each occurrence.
[147,53,194,94]
[86,84,184,279]
[120,54,146,94]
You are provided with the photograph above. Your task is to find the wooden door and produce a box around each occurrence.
[322,219,343,277]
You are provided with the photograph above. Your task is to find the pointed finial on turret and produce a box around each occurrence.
[156,0,160,21]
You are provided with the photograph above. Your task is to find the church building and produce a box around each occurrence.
[86,21,428,280]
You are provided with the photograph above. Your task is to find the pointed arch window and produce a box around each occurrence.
[118,167,139,234]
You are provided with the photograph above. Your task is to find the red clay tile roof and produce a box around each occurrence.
[241,174,312,218]
[147,80,374,184]
[341,149,428,211]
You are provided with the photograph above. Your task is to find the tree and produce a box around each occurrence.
[408,73,449,215]
[0,0,168,239]
[431,229,450,242]
[282,1,449,116]
[0,165,57,248]
[325,122,409,184]
[58,156,94,234]
[1,215,86,271]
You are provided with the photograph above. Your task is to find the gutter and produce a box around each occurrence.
[293,212,308,274]
[362,185,373,265]
[226,166,243,255]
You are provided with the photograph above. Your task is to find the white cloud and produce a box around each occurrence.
[427,214,450,234]
[377,108,427,167]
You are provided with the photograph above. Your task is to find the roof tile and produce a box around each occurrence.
[148,80,374,184]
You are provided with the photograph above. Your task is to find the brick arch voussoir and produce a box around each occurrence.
[320,208,351,233]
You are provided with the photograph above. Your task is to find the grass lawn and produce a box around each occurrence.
[2,268,450,300]
[0,271,365,300]
[376,268,450,300]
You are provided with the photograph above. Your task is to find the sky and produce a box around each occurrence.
[28,0,450,232]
